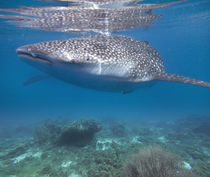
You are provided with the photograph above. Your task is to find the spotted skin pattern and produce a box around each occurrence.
[17,35,210,91]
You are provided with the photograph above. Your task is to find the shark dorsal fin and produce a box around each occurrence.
[155,73,210,88]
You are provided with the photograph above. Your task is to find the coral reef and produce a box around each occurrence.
[1,115,210,177]
[34,119,102,147]
[34,119,63,144]
[57,119,102,146]
[123,146,198,177]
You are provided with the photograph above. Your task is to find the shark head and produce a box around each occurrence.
[17,45,53,66]
[16,39,102,76]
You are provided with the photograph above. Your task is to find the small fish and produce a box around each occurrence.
[16,35,210,93]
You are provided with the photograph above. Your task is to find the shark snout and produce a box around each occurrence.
[16,47,53,64]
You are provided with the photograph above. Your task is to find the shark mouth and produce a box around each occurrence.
[16,48,53,64]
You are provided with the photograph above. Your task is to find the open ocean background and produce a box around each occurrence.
[0,0,210,177]
[0,0,209,126]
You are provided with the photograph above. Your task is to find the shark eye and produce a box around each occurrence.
[86,58,90,61]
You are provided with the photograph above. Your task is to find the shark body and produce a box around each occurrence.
[16,35,210,92]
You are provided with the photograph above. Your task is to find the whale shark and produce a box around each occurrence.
[16,35,210,93]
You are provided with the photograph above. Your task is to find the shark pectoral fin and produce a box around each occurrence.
[155,73,210,88]
[23,74,51,86]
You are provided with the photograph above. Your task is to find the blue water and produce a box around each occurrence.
[0,0,210,126]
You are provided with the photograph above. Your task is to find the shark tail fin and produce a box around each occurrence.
[155,73,210,88]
